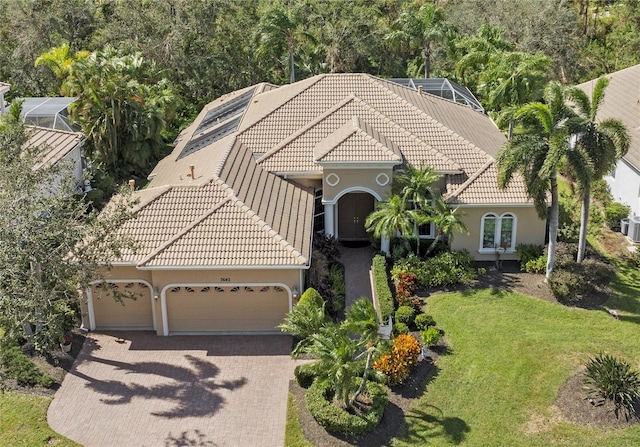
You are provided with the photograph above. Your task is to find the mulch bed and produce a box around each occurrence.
[2,329,86,397]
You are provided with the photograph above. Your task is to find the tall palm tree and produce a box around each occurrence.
[35,44,90,95]
[425,196,468,255]
[565,77,630,262]
[394,164,441,255]
[255,3,312,83]
[386,2,446,78]
[365,195,427,254]
[497,82,590,279]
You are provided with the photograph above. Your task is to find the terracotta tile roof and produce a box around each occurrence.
[24,126,84,170]
[576,65,640,171]
[114,73,532,269]
[313,116,402,163]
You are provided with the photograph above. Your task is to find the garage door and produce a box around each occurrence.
[92,282,154,330]
[166,285,289,333]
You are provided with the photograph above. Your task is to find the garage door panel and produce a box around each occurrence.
[93,282,153,330]
[167,286,288,333]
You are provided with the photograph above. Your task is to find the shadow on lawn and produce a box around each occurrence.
[72,353,247,418]
[401,405,470,445]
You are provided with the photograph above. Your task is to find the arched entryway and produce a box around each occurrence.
[337,192,375,241]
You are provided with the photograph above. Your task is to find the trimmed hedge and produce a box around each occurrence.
[306,379,388,435]
[294,362,317,389]
[372,255,393,321]
[395,306,415,325]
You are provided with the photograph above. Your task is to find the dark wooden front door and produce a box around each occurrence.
[338,193,375,240]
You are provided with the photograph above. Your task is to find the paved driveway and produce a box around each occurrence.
[48,332,301,447]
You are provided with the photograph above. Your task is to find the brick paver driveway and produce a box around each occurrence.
[48,332,301,447]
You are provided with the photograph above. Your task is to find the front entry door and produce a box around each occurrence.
[338,193,375,240]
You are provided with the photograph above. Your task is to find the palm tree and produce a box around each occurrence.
[386,2,446,78]
[394,165,441,255]
[255,3,312,83]
[497,82,590,279]
[277,295,328,357]
[565,77,630,262]
[35,44,90,95]
[342,297,381,406]
[425,196,468,255]
[365,195,426,254]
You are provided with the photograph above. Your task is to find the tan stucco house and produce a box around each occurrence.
[83,73,545,336]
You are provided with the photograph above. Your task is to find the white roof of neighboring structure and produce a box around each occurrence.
[576,64,640,171]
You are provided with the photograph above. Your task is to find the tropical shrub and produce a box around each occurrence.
[516,244,544,271]
[372,255,394,321]
[631,250,640,268]
[414,313,435,331]
[298,288,324,307]
[373,334,421,386]
[604,202,631,230]
[294,362,318,389]
[395,271,418,302]
[588,205,605,237]
[0,346,55,387]
[392,322,409,336]
[306,378,388,434]
[421,327,440,348]
[583,352,640,419]
[395,305,415,326]
[391,251,477,289]
[313,234,341,264]
[524,256,546,274]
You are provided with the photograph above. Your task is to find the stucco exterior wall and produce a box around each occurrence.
[451,205,546,261]
[605,159,640,217]
[321,167,393,202]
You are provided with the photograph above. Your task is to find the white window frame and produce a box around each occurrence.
[479,212,517,254]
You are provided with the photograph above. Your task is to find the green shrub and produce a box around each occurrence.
[592,179,613,205]
[548,258,615,303]
[373,334,421,386]
[391,251,477,289]
[298,288,324,308]
[421,327,440,347]
[393,322,409,336]
[516,244,544,271]
[415,313,435,331]
[583,352,640,419]
[294,363,317,389]
[524,255,546,274]
[631,250,640,268]
[372,255,394,321]
[605,202,631,230]
[0,346,55,387]
[306,379,388,434]
[588,205,605,237]
[395,306,415,326]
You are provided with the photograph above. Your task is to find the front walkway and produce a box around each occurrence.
[340,244,376,308]
[48,332,301,447]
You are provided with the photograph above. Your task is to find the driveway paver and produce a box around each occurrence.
[48,332,301,447]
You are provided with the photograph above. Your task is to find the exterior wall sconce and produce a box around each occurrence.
[292,286,299,301]
[153,286,160,300]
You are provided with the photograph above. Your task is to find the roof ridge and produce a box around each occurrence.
[229,195,307,263]
[237,74,327,140]
[138,196,233,266]
[256,94,357,164]
[367,76,493,164]
[212,136,241,178]
[129,185,173,214]
[25,125,83,137]
[353,116,402,160]
[445,158,495,202]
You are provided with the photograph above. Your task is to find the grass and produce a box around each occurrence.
[391,288,640,446]
[0,392,81,447]
[285,393,314,447]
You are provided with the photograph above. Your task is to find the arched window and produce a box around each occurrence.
[480,212,517,252]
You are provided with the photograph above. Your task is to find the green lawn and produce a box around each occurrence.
[391,285,640,446]
[0,393,80,447]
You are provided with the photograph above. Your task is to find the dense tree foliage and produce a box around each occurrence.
[0,113,135,354]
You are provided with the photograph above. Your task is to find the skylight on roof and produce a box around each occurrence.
[195,89,254,134]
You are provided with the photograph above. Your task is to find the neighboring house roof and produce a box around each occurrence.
[24,125,84,170]
[576,64,640,171]
[123,73,529,269]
